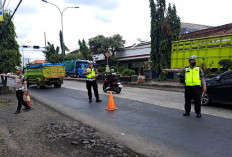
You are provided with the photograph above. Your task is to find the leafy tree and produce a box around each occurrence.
[78,39,91,60]
[59,30,69,54]
[108,34,126,57]
[149,0,181,80]
[0,11,21,87]
[64,53,82,61]
[218,59,232,69]
[88,34,125,63]
[43,42,60,60]
[49,54,62,63]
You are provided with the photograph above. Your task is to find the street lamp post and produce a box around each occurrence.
[42,0,79,61]
[18,41,32,69]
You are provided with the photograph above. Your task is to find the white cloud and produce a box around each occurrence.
[5,0,232,62]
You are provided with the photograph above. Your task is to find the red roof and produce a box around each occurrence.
[181,23,232,40]
[29,60,46,64]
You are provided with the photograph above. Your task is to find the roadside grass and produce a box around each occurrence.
[0,136,3,140]
[0,102,6,107]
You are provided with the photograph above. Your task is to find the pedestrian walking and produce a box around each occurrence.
[162,55,207,118]
[83,62,102,103]
[0,66,31,114]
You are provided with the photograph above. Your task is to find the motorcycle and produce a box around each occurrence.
[103,73,122,94]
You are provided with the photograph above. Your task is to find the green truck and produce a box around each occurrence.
[24,63,65,88]
[171,34,232,69]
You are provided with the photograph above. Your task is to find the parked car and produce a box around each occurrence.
[201,70,232,105]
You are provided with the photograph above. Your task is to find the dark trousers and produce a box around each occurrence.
[16,90,30,111]
[184,86,202,114]
[86,80,99,100]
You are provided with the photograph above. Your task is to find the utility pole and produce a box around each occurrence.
[44,32,47,50]
[41,0,79,62]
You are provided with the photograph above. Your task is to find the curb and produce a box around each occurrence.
[64,78,184,92]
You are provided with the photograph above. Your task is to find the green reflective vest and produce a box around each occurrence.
[185,67,201,86]
[86,68,96,81]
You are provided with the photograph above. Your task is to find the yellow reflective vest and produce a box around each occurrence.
[86,68,96,81]
[185,67,201,86]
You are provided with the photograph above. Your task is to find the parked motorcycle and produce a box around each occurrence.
[103,71,122,94]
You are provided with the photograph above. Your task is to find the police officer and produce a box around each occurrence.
[0,66,31,114]
[162,55,207,118]
[83,62,102,103]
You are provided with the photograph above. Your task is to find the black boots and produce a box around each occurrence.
[183,112,190,116]
[196,114,202,118]
[14,111,20,114]
[96,99,102,103]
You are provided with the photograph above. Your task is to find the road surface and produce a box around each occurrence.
[8,80,232,157]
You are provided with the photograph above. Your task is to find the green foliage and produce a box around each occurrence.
[119,66,125,73]
[215,70,226,75]
[88,34,125,60]
[64,53,83,61]
[110,66,117,72]
[0,11,21,86]
[78,39,92,60]
[59,30,69,54]
[218,59,232,69]
[116,72,121,75]
[149,0,181,81]
[98,67,106,73]
[122,69,135,76]
[49,54,62,63]
[43,42,60,60]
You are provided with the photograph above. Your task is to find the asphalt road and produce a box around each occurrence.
[8,80,232,157]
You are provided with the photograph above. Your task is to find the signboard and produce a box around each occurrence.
[0,0,3,21]
[105,52,110,58]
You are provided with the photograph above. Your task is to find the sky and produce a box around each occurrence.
[4,0,232,62]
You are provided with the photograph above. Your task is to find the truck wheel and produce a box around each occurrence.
[54,84,62,88]
[36,81,45,89]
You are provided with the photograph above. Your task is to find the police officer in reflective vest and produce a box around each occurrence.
[162,55,207,118]
[83,62,102,103]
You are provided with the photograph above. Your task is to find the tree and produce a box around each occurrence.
[218,59,232,69]
[88,34,125,64]
[64,53,83,61]
[43,42,60,61]
[49,54,62,63]
[0,11,21,87]
[149,0,181,80]
[78,39,91,60]
[59,30,69,54]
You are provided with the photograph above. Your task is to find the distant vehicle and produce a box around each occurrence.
[201,70,232,105]
[103,73,122,94]
[63,60,89,78]
[24,63,65,88]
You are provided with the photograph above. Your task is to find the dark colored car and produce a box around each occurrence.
[201,70,232,105]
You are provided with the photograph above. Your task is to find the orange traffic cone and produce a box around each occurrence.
[25,91,32,108]
[106,91,118,111]
[138,73,143,83]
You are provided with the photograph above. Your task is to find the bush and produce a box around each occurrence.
[116,72,121,75]
[98,67,106,73]
[218,59,232,69]
[122,69,135,76]
[110,66,117,72]
[119,66,125,73]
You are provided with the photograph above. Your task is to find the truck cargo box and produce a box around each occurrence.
[171,34,232,69]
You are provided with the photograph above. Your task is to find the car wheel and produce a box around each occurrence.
[201,92,211,106]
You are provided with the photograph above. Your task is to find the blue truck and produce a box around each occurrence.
[63,60,89,78]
